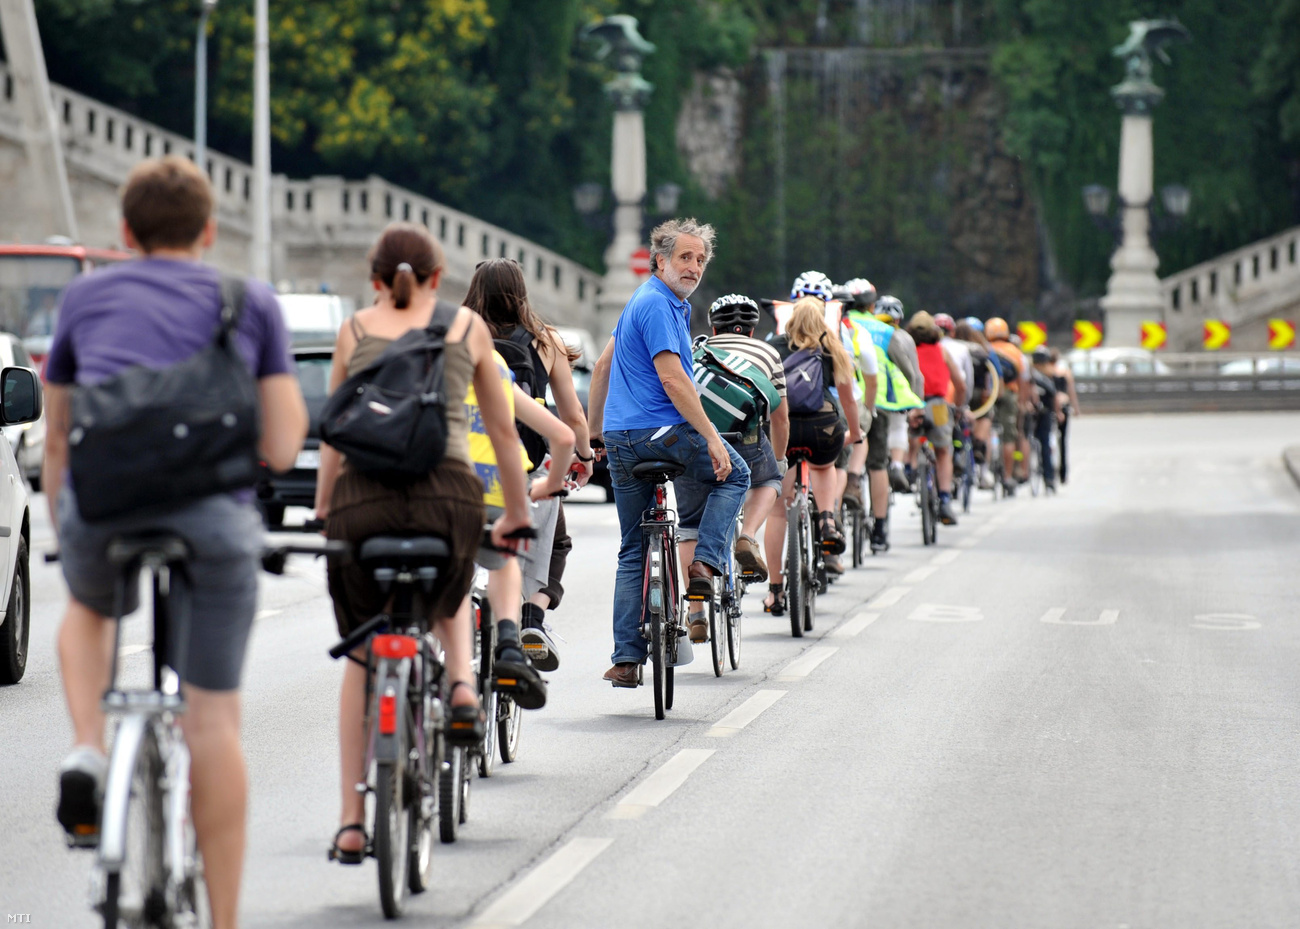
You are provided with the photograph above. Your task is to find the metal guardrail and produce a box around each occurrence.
[1077,372,1300,413]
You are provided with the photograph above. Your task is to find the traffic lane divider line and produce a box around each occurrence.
[930,550,960,566]
[778,646,839,681]
[903,566,936,583]
[606,749,715,820]
[868,586,911,609]
[1039,608,1120,626]
[467,836,614,929]
[832,612,880,638]
[708,690,787,738]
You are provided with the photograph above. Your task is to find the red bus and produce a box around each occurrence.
[0,242,132,365]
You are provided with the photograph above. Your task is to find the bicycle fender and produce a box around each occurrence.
[97,714,150,870]
[164,736,193,890]
[372,658,412,763]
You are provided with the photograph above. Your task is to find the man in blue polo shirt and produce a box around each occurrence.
[588,218,749,687]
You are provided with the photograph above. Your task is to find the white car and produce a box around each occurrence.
[0,332,46,488]
[1218,357,1300,375]
[551,326,599,370]
[1068,347,1171,377]
[276,293,356,345]
[0,366,42,684]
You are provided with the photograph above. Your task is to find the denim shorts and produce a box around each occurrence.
[677,430,778,540]
[58,487,263,692]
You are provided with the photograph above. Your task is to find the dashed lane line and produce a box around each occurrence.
[868,586,911,609]
[930,550,960,566]
[708,690,787,738]
[831,612,880,638]
[606,749,715,820]
[903,566,936,583]
[777,646,838,682]
[467,837,614,929]
[956,536,979,548]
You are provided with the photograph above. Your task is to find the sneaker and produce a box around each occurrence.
[1002,481,1017,497]
[688,613,709,643]
[733,534,768,582]
[978,470,995,490]
[939,499,958,526]
[824,553,844,576]
[888,463,910,493]
[58,746,107,847]
[520,624,560,672]
[869,519,889,553]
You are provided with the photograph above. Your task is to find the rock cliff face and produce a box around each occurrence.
[681,48,1040,316]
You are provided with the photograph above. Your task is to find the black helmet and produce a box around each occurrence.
[709,294,761,333]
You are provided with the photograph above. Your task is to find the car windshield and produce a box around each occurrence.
[0,255,82,349]
[295,355,333,399]
[279,294,354,344]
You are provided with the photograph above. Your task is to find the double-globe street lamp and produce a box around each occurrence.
[572,180,684,241]
[1082,181,1191,245]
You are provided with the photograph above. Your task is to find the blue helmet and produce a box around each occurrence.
[962,316,985,333]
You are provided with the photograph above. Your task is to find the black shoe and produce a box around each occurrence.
[57,747,106,848]
[493,622,547,710]
[869,519,889,553]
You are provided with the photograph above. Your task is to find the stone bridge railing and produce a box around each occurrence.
[0,61,602,325]
[1159,224,1300,350]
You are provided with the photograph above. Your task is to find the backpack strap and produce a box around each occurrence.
[427,299,459,338]
[216,274,247,345]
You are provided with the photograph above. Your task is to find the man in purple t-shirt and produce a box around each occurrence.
[43,157,307,929]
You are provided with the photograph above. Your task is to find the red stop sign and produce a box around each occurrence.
[629,247,652,277]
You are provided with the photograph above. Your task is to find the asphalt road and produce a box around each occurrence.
[3,411,1299,928]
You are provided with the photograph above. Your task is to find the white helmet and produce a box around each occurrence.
[790,271,834,302]
[841,277,877,309]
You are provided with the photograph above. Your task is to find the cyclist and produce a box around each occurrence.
[1029,346,1063,491]
[43,156,309,929]
[904,312,967,524]
[316,222,533,865]
[587,219,748,688]
[763,298,861,614]
[985,317,1031,494]
[1049,347,1080,483]
[871,296,924,494]
[830,284,878,574]
[846,286,923,551]
[464,257,595,672]
[954,319,1001,490]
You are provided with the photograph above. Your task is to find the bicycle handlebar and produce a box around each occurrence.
[260,538,350,575]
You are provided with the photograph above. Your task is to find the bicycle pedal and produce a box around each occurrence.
[65,828,100,850]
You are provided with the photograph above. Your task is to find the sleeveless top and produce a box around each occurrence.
[347,314,473,468]
[916,341,951,400]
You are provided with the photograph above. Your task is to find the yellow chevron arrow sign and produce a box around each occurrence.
[1268,319,1296,350]
[1139,321,1166,350]
[1017,321,1047,352]
[1073,320,1103,349]
[1203,319,1231,351]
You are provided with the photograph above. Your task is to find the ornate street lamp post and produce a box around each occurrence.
[1098,19,1191,347]
[580,15,655,320]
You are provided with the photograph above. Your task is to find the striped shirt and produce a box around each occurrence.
[705,332,787,401]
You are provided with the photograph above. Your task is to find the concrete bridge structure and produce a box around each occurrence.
[0,60,603,329]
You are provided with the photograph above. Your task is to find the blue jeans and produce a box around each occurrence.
[605,423,750,665]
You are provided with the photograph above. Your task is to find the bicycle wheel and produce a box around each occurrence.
[851,502,866,568]
[498,694,522,763]
[476,603,497,778]
[101,728,165,929]
[786,497,805,638]
[802,507,817,632]
[707,595,725,677]
[918,457,935,545]
[1029,436,1042,497]
[926,457,940,544]
[374,672,410,917]
[648,580,665,720]
[438,746,464,843]
[961,446,974,513]
[408,689,436,893]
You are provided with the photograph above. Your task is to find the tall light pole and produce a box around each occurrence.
[1098,19,1190,347]
[194,0,217,174]
[251,0,271,281]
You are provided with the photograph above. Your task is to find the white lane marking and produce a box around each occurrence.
[973,524,996,538]
[956,536,979,548]
[832,612,880,638]
[467,836,613,929]
[1192,613,1261,631]
[777,646,838,681]
[1040,608,1119,626]
[708,690,787,737]
[908,603,983,623]
[118,644,149,657]
[607,749,715,819]
[930,550,960,566]
[255,609,281,621]
[903,566,936,583]
[868,586,911,609]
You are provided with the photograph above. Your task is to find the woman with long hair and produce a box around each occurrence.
[315,223,532,864]
[763,297,862,614]
[463,258,594,670]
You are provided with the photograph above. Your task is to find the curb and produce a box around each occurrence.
[1285,447,1300,489]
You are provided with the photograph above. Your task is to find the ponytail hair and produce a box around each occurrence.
[369,221,443,310]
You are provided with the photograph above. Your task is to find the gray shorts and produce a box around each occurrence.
[58,488,263,692]
[677,430,779,542]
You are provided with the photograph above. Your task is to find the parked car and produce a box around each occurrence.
[1068,347,1171,377]
[0,333,45,488]
[0,366,42,684]
[544,328,613,501]
[276,292,355,346]
[1218,357,1300,375]
[256,344,332,527]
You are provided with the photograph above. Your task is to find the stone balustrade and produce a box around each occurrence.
[0,61,602,326]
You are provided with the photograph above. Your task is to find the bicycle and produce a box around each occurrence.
[631,459,692,720]
[909,414,940,546]
[470,562,522,778]
[953,414,975,514]
[707,505,747,676]
[784,448,820,638]
[843,469,868,568]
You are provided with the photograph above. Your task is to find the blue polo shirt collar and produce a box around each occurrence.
[649,275,691,318]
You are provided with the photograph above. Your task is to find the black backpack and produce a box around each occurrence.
[319,300,457,476]
[68,274,261,522]
[492,326,550,469]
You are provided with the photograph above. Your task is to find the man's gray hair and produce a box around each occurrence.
[650,217,716,272]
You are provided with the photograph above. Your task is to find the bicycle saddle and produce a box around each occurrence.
[785,446,814,462]
[631,459,685,483]
[357,535,451,568]
[106,532,191,567]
